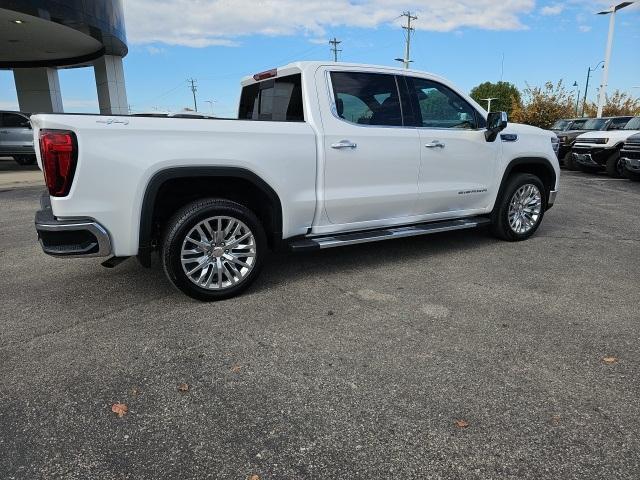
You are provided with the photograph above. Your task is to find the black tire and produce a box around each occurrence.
[161,198,266,301]
[577,164,601,174]
[605,151,624,178]
[563,152,577,171]
[624,169,640,182]
[490,173,546,241]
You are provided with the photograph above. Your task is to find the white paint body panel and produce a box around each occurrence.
[31,61,560,257]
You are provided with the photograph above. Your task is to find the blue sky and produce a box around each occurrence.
[1,0,638,117]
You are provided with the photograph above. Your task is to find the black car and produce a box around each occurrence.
[565,116,634,171]
[621,132,640,182]
[552,118,595,168]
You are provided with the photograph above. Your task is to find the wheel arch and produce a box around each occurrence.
[493,157,557,213]
[138,166,283,267]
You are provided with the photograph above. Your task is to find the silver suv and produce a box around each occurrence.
[0,111,36,166]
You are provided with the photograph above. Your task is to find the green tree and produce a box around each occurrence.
[510,81,575,129]
[469,81,521,115]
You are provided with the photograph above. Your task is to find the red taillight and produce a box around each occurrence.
[39,129,77,197]
[253,68,277,81]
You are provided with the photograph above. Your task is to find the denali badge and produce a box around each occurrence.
[96,118,129,125]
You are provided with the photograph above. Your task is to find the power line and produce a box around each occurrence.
[394,11,417,69]
[187,78,198,112]
[329,37,342,62]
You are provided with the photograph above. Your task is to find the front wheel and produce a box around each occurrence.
[563,152,577,171]
[161,199,266,301]
[605,151,625,178]
[491,173,545,241]
[625,169,640,182]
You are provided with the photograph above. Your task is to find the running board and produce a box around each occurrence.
[289,217,491,252]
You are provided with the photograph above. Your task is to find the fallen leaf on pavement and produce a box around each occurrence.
[231,365,242,373]
[177,383,190,392]
[111,403,128,418]
[603,356,618,364]
[551,415,561,424]
[130,387,141,396]
[454,419,469,429]
[248,475,260,480]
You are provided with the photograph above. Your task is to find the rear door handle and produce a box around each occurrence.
[425,140,445,149]
[331,140,357,149]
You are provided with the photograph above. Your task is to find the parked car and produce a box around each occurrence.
[562,116,633,170]
[572,116,640,177]
[0,111,36,165]
[621,132,640,181]
[31,62,560,301]
[551,118,590,133]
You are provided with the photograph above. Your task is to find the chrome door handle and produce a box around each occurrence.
[331,140,357,149]
[425,140,445,149]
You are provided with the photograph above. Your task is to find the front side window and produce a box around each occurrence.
[330,72,403,127]
[238,73,304,122]
[406,77,479,129]
[570,119,588,130]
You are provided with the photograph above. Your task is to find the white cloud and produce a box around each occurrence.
[578,25,592,32]
[540,4,564,16]
[123,0,535,48]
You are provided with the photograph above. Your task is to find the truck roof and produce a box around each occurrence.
[240,61,447,86]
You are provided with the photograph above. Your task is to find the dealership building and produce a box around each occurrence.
[0,0,128,114]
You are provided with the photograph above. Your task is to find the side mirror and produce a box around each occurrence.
[485,111,508,142]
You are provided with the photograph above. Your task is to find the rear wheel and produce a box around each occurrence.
[563,152,577,171]
[605,151,625,178]
[491,173,545,241]
[161,198,266,301]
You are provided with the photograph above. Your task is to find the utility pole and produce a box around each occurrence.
[187,78,198,112]
[394,11,417,69]
[329,37,342,62]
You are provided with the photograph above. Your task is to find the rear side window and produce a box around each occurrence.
[238,74,304,122]
[330,72,403,127]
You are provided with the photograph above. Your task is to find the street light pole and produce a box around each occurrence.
[573,82,580,116]
[582,61,604,117]
[596,2,635,118]
[481,97,498,112]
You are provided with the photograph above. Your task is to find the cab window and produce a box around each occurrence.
[330,72,403,127]
[405,77,480,129]
[238,74,304,122]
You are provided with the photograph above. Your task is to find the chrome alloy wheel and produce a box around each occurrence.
[180,216,256,290]
[507,184,542,234]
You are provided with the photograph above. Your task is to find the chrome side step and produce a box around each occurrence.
[289,216,491,252]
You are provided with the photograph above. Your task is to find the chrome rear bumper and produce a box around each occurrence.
[35,193,112,257]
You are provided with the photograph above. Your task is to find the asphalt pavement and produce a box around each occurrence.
[1,171,639,479]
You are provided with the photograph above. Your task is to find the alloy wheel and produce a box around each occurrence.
[507,184,542,234]
[180,216,256,290]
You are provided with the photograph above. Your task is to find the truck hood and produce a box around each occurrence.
[505,122,554,139]
[576,129,640,147]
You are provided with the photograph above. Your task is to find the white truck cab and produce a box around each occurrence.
[31,62,560,300]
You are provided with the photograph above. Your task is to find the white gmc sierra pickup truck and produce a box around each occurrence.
[32,62,560,301]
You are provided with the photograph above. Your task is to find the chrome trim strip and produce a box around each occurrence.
[311,218,489,249]
[548,189,558,207]
[35,217,112,258]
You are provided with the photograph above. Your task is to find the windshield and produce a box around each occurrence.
[582,118,606,130]
[551,119,570,130]
[570,119,588,130]
[624,117,640,130]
